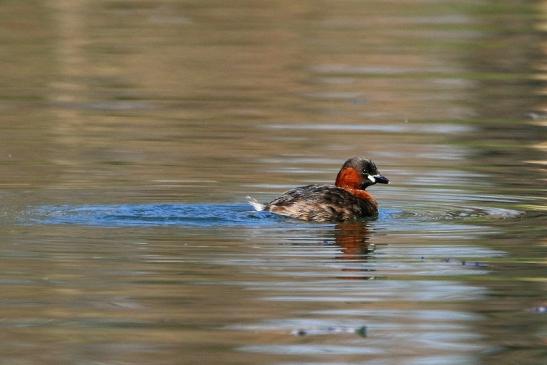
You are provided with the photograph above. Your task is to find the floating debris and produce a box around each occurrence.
[291,326,367,337]
[441,257,488,268]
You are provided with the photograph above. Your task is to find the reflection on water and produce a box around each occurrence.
[0,0,545,365]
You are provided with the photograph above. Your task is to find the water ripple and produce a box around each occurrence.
[265,123,474,134]
[24,203,276,228]
[22,203,522,230]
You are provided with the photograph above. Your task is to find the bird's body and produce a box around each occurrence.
[264,184,378,222]
[249,157,389,222]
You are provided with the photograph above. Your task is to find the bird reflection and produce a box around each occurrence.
[334,222,374,258]
[333,222,376,279]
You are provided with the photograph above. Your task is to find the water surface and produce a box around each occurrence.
[0,1,545,365]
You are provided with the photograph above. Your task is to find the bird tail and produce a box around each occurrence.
[247,196,265,211]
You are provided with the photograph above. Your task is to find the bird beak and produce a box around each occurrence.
[373,174,390,184]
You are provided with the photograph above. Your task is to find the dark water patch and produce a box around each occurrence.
[231,321,367,338]
[49,100,154,112]
[292,325,367,337]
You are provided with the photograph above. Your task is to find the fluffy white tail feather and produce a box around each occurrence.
[247,196,265,211]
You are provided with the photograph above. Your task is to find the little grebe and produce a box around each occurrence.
[249,157,389,222]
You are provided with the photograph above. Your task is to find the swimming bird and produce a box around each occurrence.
[249,157,389,222]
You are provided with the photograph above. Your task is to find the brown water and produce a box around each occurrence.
[0,1,546,364]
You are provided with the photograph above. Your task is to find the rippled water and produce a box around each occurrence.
[0,1,546,365]
[25,202,522,228]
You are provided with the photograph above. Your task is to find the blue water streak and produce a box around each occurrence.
[27,203,284,228]
[23,203,518,231]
